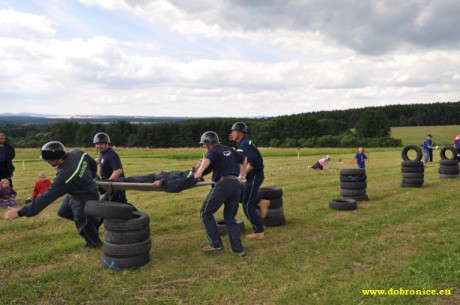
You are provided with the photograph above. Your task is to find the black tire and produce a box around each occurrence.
[439,159,459,166]
[439,164,459,170]
[340,175,367,182]
[438,167,460,175]
[101,253,150,270]
[340,169,366,176]
[342,194,369,201]
[340,189,366,196]
[401,161,424,167]
[329,198,357,211]
[440,146,457,160]
[401,167,424,173]
[439,174,459,179]
[401,178,424,184]
[401,183,422,188]
[261,215,286,227]
[267,197,283,209]
[216,219,245,235]
[104,227,150,244]
[103,238,152,258]
[402,173,424,178]
[84,200,133,220]
[340,182,367,190]
[258,187,283,200]
[256,206,284,218]
[401,145,423,161]
[103,211,150,232]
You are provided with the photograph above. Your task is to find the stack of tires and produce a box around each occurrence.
[401,145,424,188]
[340,169,368,201]
[84,201,151,271]
[257,187,286,227]
[439,146,459,179]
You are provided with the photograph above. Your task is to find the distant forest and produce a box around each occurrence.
[2,101,459,148]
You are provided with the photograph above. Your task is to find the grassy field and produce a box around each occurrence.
[1,147,459,305]
[391,125,459,146]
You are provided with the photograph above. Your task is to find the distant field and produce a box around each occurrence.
[1,148,458,305]
[391,125,459,146]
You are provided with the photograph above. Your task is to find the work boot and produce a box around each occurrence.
[245,232,265,240]
[83,239,103,248]
[201,245,224,253]
[258,199,270,219]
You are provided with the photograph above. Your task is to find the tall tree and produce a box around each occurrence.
[355,110,390,138]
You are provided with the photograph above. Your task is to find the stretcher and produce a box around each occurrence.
[96,180,214,192]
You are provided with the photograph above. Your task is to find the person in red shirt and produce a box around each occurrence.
[25,172,51,203]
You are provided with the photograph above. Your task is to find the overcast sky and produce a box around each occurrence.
[1,0,459,117]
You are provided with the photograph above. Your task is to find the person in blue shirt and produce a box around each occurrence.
[355,147,368,169]
[194,131,248,257]
[94,132,127,203]
[455,135,460,161]
[422,134,434,165]
[229,122,269,240]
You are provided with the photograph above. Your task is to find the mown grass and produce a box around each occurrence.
[0,148,458,305]
[391,125,460,146]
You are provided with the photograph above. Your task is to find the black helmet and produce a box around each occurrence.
[41,141,66,160]
[93,132,111,144]
[199,131,220,145]
[231,122,248,133]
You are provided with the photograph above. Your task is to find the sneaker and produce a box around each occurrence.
[258,199,270,219]
[245,232,265,240]
[307,165,312,169]
[231,250,246,257]
[201,245,224,253]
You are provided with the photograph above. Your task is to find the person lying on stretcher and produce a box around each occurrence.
[104,160,208,193]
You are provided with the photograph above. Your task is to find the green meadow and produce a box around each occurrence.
[0,145,458,305]
[391,125,459,146]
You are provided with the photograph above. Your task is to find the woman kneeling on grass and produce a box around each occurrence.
[308,155,331,170]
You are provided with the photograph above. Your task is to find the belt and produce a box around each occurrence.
[217,175,238,183]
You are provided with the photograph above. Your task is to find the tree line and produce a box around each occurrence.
[3,109,401,148]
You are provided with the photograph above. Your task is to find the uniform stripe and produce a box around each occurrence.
[65,153,87,184]
[243,176,257,232]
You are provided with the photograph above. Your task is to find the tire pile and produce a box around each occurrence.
[401,145,424,188]
[84,201,151,271]
[257,187,286,227]
[340,169,368,201]
[439,146,459,179]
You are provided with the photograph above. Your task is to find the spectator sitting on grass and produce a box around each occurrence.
[0,178,16,207]
[25,172,51,204]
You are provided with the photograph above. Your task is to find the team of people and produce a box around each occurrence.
[3,128,459,256]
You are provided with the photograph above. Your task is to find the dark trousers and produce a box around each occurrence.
[57,195,101,245]
[200,179,244,253]
[0,162,13,188]
[457,149,460,161]
[240,172,265,233]
[101,190,127,203]
[429,149,433,162]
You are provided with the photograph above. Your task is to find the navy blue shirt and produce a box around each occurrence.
[235,136,264,179]
[455,138,460,149]
[19,149,98,217]
[99,147,125,180]
[206,145,245,182]
[423,139,432,150]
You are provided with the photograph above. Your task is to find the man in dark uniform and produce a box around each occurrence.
[94,132,127,203]
[0,133,15,188]
[194,131,248,257]
[4,141,102,248]
[229,122,268,240]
